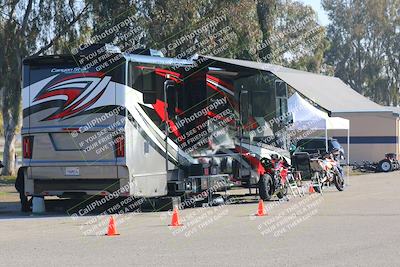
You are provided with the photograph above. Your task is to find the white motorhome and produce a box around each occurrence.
[21,44,290,204]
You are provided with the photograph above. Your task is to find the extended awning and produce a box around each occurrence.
[199,55,388,114]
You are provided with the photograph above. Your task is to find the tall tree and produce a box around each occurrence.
[256,0,276,62]
[323,0,400,105]
[141,0,261,60]
[272,0,330,73]
[0,0,89,175]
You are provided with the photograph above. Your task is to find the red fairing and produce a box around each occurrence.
[272,159,288,183]
[280,168,288,184]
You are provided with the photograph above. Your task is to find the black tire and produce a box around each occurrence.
[394,161,400,170]
[378,159,393,172]
[258,174,273,201]
[277,182,288,199]
[333,172,345,191]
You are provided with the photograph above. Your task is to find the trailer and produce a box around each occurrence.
[21,44,292,208]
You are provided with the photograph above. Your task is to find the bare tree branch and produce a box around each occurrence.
[4,0,19,26]
[69,0,76,18]
[20,0,33,34]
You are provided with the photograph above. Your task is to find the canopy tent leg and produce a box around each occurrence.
[347,127,350,186]
[325,127,328,152]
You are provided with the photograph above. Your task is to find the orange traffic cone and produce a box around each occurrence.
[309,184,316,194]
[255,199,266,216]
[106,216,119,236]
[169,208,183,226]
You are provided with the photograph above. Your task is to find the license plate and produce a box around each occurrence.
[65,167,80,176]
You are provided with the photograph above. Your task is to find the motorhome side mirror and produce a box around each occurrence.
[164,80,176,118]
[240,90,250,126]
[143,92,157,104]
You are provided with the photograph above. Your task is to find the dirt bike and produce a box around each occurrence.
[258,155,291,200]
[310,150,345,193]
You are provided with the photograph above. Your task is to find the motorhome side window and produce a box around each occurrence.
[142,68,154,92]
[275,80,288,117]
[129,63,158,104]
[129,63,155,92]
[252,91,270,117]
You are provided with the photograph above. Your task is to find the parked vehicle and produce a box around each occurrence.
[353,153,399,173]
[294,137,345,161]
[378,153,399,172]
[310,149,345,192]
[258,154,290,200]
[21,44,291,206]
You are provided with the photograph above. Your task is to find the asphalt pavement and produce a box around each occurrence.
[0,172,399,266]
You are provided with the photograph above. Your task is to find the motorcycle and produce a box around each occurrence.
[352,161,378,173]
[259,154,292,200]
[352,153,399,173]
[310,149,345,192]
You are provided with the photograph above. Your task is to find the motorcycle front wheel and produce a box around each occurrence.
[258,174,274,201]
[333,172,345,191]
[277,182,288,199]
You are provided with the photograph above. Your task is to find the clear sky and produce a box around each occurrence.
[299,0,330,26]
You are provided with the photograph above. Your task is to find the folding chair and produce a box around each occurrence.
[309,159,324,194]
[286,169,304,197]
[291,152,322,194]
